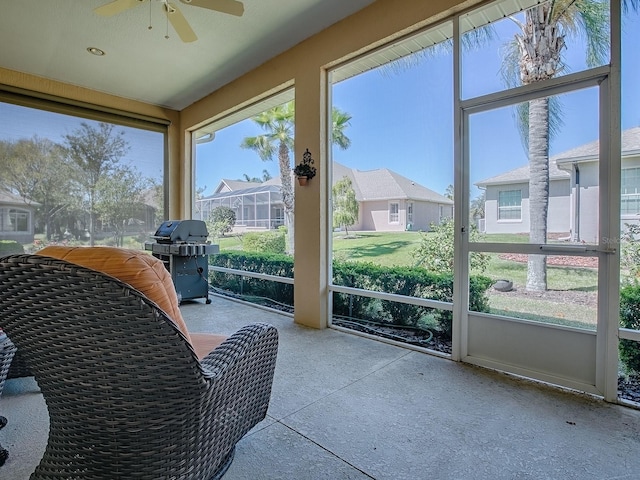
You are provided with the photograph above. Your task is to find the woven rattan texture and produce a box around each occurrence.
[0,334,16,397]
[0,254,278,479]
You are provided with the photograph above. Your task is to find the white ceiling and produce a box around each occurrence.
[0,0,377,110]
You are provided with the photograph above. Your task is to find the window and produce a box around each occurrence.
[407,202,413,223]
[621,167,640,215]
[498,190,522,220]
[389,203,399,223]
[0,98,166,249]
[9,209,28,232]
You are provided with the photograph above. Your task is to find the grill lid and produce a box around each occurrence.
[151,220,209,244]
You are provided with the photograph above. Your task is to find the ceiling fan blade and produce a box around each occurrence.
[179,0,244,17]
[95,0,146,17]
[165,3,198,43]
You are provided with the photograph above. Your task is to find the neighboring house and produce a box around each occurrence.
[0,190,37,244]
[195,162,453,233]
[476,127,640,243]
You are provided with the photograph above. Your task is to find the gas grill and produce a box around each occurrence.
[145,220,219,304]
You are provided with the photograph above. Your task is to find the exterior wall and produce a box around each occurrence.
[483,179,570,236]
[547,179,571,234]
[356,199,450,232]
[484,182,530,234]
[411,201,452,231]
[360,200,402,231]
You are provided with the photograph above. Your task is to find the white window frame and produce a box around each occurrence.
[497,189,522,221]
[389,202,399,223]
[621,167,640,216]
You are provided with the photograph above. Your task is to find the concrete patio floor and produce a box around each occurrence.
[2,295,640,479]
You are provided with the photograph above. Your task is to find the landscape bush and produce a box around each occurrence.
[209,252,492,339]
[243,230,286,254]
[0,240,25,256]
[619,283,640,374]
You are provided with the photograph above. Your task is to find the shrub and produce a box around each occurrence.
[619,283,640,373]
[621,223,640,282]
[412,217,489,273]
[207,206,236,238]
[209,252,492,340]
[0,240,24,256]
[243,230,286,254]
[210,251,294,304]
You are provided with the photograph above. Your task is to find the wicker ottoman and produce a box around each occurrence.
[0,333,17,467]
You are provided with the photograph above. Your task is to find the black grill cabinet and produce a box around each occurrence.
[145,220,219,304]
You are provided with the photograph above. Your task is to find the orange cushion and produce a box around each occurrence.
[190,333,228,360]
[37,246,191,342]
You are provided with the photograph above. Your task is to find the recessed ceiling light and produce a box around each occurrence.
[87,47,106,56]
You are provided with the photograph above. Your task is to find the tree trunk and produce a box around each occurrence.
[278,142,295,255]
[526,97,550,292]
[519,4,561,292]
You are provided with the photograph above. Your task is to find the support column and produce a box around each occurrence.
[293,68,328,329]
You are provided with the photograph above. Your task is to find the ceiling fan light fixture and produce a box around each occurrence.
[87,47,106,56]
[95,0,244,43]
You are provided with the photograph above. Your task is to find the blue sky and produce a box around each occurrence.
[195,7,640,200]
[0,103,164,182]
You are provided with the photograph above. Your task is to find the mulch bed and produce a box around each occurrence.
[499,253,598,268]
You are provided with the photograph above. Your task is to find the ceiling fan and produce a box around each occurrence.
[94,0,244,43]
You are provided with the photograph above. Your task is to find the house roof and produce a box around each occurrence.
[475,126,640,187]
[0,189,38,207]
[202,184,282,201]
[203,162,452,205]
[214,179,262,194]
[474,161,570,187]
[343,166,452,204]
[554,125,640,164]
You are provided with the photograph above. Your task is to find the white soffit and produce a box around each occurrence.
[193,89,294,140]
[331,0,546,84]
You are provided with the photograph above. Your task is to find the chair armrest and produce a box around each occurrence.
[199,323,278,444]
[200,323,278,378]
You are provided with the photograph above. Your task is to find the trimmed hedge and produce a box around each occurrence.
[210,252,294,305]
[620,284,640,373]
[209,252,492,339]
[0,240,24,256]
[332,261,492,337]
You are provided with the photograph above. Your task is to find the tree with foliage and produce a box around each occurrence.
[63,122,129,246]
[94,165,148,247]
[241,170,272,183]
[332,176,358,236]
[413,217,488,274]
[208,206,236,239]
[0,136,76,240]
[241,101,352,254]
[444,184,454,200]
[500,0,611,291]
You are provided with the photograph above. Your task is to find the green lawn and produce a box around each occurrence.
[332,231,423,267]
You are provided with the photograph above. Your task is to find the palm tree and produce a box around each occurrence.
[241,101,351,254]
[500,0,611,291]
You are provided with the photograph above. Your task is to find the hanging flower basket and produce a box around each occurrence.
[293,148,316,186]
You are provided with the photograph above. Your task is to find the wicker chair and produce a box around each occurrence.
[0,254,279,480]
[0,333,17,466]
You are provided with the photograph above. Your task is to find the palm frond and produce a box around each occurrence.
[499,38,523,88]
